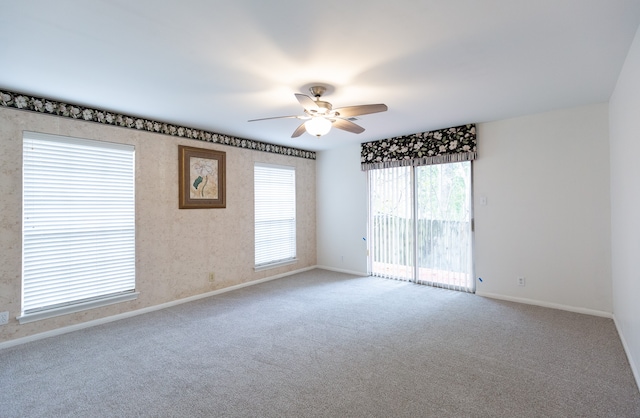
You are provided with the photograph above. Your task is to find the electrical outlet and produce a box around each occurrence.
[517,276,526,287]
[208,272,215,282]
[0,311,9,325]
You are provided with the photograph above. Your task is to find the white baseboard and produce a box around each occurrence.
[613,315,640,393]
[475,291,613,319]
[0,265,317,351]
[316,265,368,277]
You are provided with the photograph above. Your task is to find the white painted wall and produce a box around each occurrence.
[316,143,368,275]
[317,104,613,318]
[474,104,612,315]
[610,24,640,386]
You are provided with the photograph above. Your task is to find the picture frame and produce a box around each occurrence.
[178,145,226,209]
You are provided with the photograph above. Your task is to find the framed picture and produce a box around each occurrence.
[178,145,226,209]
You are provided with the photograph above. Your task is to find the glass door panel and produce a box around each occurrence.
[369,166,414,281]
[415,161,473,291]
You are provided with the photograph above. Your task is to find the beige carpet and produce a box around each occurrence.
[1,269,638,417]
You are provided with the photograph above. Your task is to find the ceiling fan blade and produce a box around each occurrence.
[333,104,387,117]
[332,118,365,134]
[291,122,307,138]
[248,115,301,122]
[295,94,320,113]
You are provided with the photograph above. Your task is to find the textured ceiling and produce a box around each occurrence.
[1,0,640,151]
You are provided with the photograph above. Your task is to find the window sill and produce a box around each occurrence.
[254,258,298,272]
[17,292,139,324]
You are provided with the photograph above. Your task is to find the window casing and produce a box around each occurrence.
[254,163,296,269]
[21,132,137,323]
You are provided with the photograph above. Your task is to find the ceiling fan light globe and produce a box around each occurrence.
[305,117,332,137]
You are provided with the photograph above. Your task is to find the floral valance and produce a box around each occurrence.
[0,89,316,160]
[360,124,476,170]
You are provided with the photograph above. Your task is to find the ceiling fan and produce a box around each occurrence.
[248,86,388,138]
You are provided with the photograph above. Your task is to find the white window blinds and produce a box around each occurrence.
[254,164,296,268]
[368,166,415,280]
[22,132,136,320]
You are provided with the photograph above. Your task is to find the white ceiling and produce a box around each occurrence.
[2,1,640,152]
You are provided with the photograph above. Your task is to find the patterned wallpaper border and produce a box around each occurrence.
[0,89,316,160]
[360,124,476,170]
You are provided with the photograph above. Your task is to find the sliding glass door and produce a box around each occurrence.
[369,166,414,280]
[369,161,474,292]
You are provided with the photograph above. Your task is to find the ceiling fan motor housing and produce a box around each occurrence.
[311,101,332,114]
[308,86,332,115]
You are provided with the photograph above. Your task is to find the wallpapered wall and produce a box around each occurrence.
[0,106,317,343]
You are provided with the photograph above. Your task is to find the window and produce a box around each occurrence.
[21,132,136,323]
[254,163,296,269]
